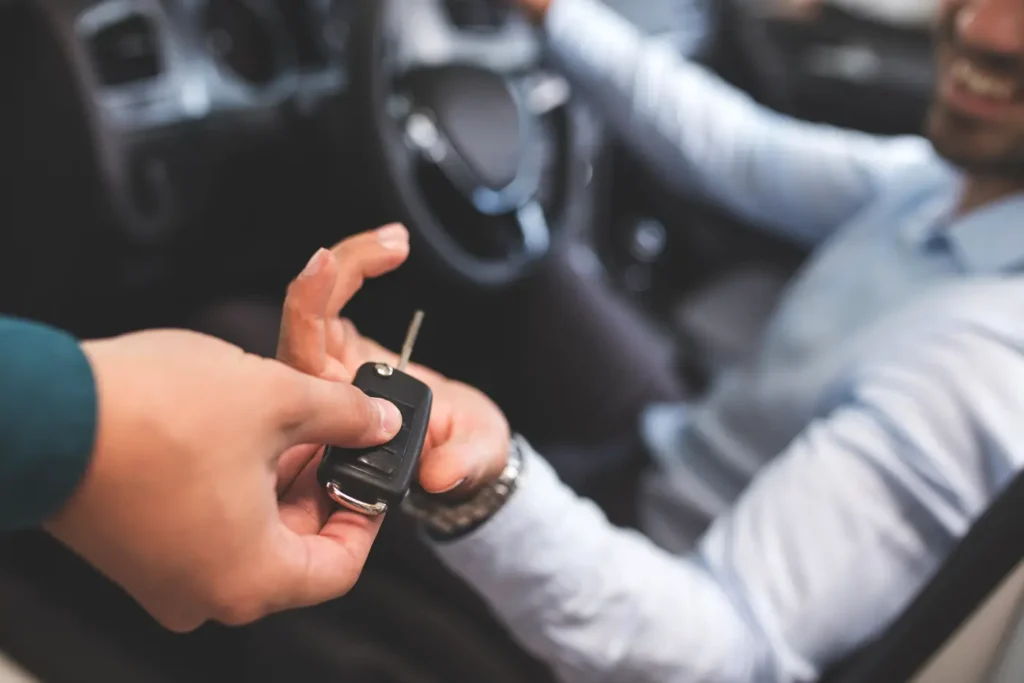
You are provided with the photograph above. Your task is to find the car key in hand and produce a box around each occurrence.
[317,310,432,516]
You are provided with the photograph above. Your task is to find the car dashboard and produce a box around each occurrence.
[35,0,373,253]
[22,0,574,246]
[79,0,349,132]
[0,0,379,333]
[3,0,703,329]
[0,0,581,334]
[64,0,707,135]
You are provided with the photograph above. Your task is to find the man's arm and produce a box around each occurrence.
[0,316,97,530]
[542,0,932,245]
[431,327,1024,682]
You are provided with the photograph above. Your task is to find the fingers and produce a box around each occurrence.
[268,517,382,612]
[221,513,382,625]
[278,447,335,533]
[278,224,409,379]
[327,317,400,371]
[419,435,510,496]
[273,364,403,448]
[271,450,383,616]
[277,451,382,607]
[278,248,338,378]
[276,443,322,497]
[329,317,448,386]
[325,317,376,368]
[327,223,409,315]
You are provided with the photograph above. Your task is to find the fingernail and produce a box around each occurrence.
[301,248,330,278]
[426,477,467,495]
[377,224,408,249]
[374,398,403,435]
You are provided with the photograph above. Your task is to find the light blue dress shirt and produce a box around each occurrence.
[431,0,1024,681]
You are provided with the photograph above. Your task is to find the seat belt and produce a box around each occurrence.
[820,469,1024,683]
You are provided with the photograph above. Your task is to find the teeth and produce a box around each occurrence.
[952,59,1016,100]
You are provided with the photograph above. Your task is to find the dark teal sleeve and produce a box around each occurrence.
[0,316,97,530]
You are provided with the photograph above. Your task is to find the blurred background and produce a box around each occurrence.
[3,0,1023,681]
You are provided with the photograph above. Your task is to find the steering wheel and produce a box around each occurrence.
[348,0,595,288]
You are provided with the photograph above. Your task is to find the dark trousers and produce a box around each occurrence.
[0,439,648,683]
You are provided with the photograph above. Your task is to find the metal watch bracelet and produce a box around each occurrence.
[402,434,526,541]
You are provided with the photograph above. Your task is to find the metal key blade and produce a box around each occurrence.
[397,310,425,371]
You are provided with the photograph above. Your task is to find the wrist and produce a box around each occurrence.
[44,342,111,537]
[47,339,146,540]
[403,434,526,541]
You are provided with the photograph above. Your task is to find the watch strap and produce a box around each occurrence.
[402,434,526,541]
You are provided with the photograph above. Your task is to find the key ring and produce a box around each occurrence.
[325,481,389,516]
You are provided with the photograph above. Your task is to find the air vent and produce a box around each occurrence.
[204,0,278,85]
[88,13,162,86]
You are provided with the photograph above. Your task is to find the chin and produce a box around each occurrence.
[926,104,976,166]
[926,116,976,167]
[926,103,1024,176]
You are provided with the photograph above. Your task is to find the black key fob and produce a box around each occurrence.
[317,361,432,515]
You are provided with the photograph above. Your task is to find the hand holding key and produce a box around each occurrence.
[276,226,511,520]
[316,313,433,516]
[47,327,402,633]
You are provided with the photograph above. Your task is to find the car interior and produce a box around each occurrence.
[2,0,1024,681]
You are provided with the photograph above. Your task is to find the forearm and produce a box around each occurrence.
[431,445,768,683]
[542,0,929,245]
[430,326,1011,683]
[0,316,97,530]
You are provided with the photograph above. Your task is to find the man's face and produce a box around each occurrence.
[927,0,1024,175]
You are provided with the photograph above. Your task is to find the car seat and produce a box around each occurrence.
[819,467,1024,682]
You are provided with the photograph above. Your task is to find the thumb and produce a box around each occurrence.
[275,365,403,448]
[419,437,508,495]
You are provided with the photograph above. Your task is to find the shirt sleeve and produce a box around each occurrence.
[0,316,98,530]
[430,326,1024,683]
[544,0,933,246]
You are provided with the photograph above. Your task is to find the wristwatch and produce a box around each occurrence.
[402,434,526,541]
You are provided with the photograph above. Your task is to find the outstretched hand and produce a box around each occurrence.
[47,327,403,632]
[276,224,512,500]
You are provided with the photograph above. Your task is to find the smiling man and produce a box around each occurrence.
[468,0,1024,559]
[296,0,1024,681]
[932,1,1024,191]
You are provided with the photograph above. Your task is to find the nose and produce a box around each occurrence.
[956,0,1024,55]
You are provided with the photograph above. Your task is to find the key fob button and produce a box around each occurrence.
[356,448,402,476]
[365,390,417,426]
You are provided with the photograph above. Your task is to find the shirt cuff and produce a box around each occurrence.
[0,317,97,530]
[428,438,591,591]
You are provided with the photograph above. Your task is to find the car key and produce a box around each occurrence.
[317,310,432,516]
